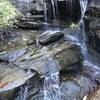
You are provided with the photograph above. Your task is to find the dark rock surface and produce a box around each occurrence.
[47,0,81,26]
[38,30,64,45]
[0,61,40,100]
[60,73,97,100]
[11,0,33,15]
[84,0,100,53]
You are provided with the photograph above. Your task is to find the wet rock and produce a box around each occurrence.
[0,29,38,53]
[84,18,100,53]
[81,48,100,83]
[14,42,82,75]
[11,0,33,15]
[38,30,64,45]
[82,64,100,84]
[84,0,100,53]
[19,15,44,21]
[47,0,81,26]
[61,73,97,100]
[85,0,100,17]
[86,87,100,100]
[16,20,44,30]
[0,61,40,100]
[30,0,44,15]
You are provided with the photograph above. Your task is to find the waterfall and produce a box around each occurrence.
[69,0,100,74]
[36,0,99,100]
[51,0,56,20]
[39,47,61,100]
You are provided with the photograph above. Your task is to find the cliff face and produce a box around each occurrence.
[84,0,100,53]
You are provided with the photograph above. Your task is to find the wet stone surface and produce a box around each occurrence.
[0,0,100,99]
[60,73,97,100]
[38,30,64,45]
[0,61,40,100]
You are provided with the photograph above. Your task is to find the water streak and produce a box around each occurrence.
[51,0,56,21]
[39,47,61,100]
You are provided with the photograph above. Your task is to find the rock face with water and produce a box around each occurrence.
[13,42,82,75]
[47,0,81,26]
[0,61,40,100]
[84,0,100,53]
[1,0,100,99]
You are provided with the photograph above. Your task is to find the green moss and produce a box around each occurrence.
[0,0,21,27]
[70,23,79,29]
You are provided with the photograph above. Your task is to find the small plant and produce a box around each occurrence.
[0,0,21,27]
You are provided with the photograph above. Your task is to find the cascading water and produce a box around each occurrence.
[36,0,99,100]
[39,47,61,100]
[51,0,56,21]
[66,0,100,81]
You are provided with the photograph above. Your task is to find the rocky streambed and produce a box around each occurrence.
[0,0,100,100]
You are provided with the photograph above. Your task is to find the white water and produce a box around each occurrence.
[39,47,61,100]
[12,0,100,100]
[39,0,90,100]
[51,0,56,20]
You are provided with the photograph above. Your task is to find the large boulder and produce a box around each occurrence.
[38,30,64,45]
[0,61,40,100]
[0,29,82,75]
[13,42,82,75]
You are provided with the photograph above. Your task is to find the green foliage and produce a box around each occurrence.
[0,0,20,27]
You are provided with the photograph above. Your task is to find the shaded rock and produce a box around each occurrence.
[16,20,44,30]
[81,48,100,83]
[84,0,100,53]
[30,0,44,15]
[61,73,97,100]
[86,87,100,100]
[85,0,100,17]
[11,0,33,15]
[84,18,100,53]
[38,30,64,45]
[14,42,82,75]
[19,15,44,21]
[0,61,41,100]
[0,29,38,53]
[47,0,81,26]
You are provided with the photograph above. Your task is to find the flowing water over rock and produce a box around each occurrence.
[40,47,61,100]
[0,0,100,100]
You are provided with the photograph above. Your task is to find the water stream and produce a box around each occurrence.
[0,0,99,100]
[41,0,100,100]
[39,47,61,100]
